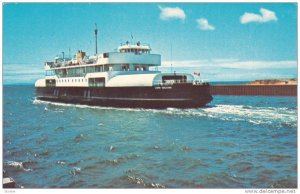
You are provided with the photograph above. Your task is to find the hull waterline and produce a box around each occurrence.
[36,84,213,109]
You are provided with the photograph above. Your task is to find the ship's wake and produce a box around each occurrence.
[32,98,297,128]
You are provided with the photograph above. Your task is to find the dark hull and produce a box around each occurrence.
[35,83,213,108]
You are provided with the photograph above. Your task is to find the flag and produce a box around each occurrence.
[194,72,200,76]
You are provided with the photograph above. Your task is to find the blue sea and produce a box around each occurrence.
[3,85,297,188]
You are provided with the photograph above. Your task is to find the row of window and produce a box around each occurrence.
[57,78,88,83]
[55,65,108,77]
[120,49,150,54]
[53,64,149,78]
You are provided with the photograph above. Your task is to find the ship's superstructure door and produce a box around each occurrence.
[46,79,56,87]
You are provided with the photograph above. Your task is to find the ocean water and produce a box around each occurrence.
[3,85,297,188]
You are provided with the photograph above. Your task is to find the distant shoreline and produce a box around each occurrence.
[247,79,297,86]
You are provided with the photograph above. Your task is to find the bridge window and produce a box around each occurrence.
[46,70,55,76]
[162,75,187,84]
[103,53,109,58]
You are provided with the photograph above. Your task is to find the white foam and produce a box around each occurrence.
[109,145,114,151]
[57,161,66,165]
[32,98,296,128]
[200,104,297,127]
[74,167,81,171]
[5,161,32,172]
[33,98,144,112]
[6,161,23,168]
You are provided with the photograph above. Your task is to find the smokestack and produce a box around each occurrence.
[94,23,98,55]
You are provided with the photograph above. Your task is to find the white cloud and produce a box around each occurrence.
[161,60,208,67]
[161,59,296,69]
[240,8,278,24]
[196,18,215,30]
[3,63,44,84]
[218,60,296,69]
[211,58,239,63]
[241,60,293,69]
[159,60,297,81]
[158,6,186,21]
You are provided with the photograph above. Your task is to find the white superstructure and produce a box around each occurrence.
[35,41,195,88]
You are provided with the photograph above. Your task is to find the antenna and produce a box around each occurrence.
[170,42,173,73]
[94,23,98,55]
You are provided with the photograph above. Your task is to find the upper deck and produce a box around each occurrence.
[46,41,160,71]
[118,41,151,54]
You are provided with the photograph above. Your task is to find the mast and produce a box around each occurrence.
[170,42,173,73]
[94,23,98,55]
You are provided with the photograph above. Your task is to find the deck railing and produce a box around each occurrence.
[119,42,150,47]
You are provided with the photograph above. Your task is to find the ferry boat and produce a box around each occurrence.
[35,28,213,108]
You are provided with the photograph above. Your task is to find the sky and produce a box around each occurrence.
[2,3,298,84]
